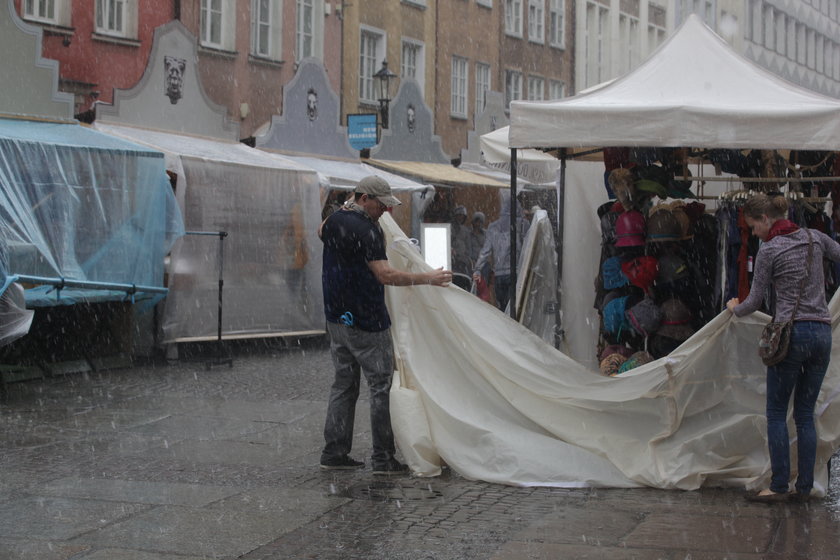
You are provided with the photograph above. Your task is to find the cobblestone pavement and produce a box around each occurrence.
[0,338,838,559]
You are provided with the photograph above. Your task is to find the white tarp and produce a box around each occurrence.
[508,15,840,151]
[382,213,840,494]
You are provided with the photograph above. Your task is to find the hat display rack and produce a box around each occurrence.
[595,148,840,377]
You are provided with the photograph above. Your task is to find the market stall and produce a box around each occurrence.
[389,15,840,492]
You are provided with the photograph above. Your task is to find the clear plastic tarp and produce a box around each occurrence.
[0,118,183,306]
[94,123,324,342]
[512,209,557,345]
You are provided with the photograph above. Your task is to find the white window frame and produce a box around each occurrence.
[359,26,386,104]
[475,62,491,112]
[548,79,564,99]
[401,38,426,95]
[296,0,324,61]
[549,0,565,48]
[251,0,283,60]
[584,1,610,89]
[201,0,235,50]
[23,0,71,26]
[528,0,545,43]
[505,0,523,37]
[527,75,544,100]
[96,0,137,38]
[451,56,469,118]
[505,69,523,108]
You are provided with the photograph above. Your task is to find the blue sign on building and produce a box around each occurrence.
[347,113,378,150]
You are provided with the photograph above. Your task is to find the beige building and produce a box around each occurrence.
[502,0,575,106]
[339,0,437,138]
[435,1,502,157]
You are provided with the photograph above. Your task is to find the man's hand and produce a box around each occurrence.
[426,267,453,287]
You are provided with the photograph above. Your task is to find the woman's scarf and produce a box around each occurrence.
[766,219,800,242]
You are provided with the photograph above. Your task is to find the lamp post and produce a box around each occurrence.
[373,60,398,130]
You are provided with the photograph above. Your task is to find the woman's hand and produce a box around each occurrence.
[726,298,740,313]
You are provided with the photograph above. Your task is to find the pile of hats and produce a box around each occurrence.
[598,345,656,377]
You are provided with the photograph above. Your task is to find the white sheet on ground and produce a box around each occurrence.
[382,213,840,495]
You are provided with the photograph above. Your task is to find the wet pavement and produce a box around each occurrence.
[1,338,838,560]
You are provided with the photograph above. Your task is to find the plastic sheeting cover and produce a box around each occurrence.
[0,119,184,302]
[93,124,326,341]
[381,213,840,494]
[513,209,557,345]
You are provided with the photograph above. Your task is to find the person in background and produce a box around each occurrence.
[726,193,840,502]
[472,193,526,311]
[451,205,472,290]
[318,176,452,475]
[467,211,486,271]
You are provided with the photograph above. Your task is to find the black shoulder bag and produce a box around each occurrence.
[758,228,814,366]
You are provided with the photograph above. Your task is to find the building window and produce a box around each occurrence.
[295,0,323,61]
[252,0,283,59]
[201,0,234,50]
[528,0,545,43]
[584,1,610,89]
[477,0,493,6]
[619,12,640,73]
[451,56,469,117]
[96,0,136,37]
[23,0,71,26]
[505,69,522,108]
[647,3,666,52]
[505,0,523,36]
[359,28,385,103]
[401,39,425,95]
[549,0,565,48]
[527,75,544,100]
[475,62,491,112]
[549,79,564,99]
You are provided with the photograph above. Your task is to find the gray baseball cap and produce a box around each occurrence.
[355,175,401,207]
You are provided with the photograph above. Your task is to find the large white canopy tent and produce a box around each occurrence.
[388,15,840,491]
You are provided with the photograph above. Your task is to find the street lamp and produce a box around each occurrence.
[373,60,398,129]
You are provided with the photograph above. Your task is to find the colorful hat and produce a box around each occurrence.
[656,253,689,285]
[657,298,695,341]
[626,298,663,337]
[600,353,627,377]
[602,257,629,290]
[599,344,635,362]
[609,168,636,210]
[665,201,693,240]
[603,295,630,335]
[615,210,646,247]
[635,178,669,200]
[621,256,658,293]
[646,208,682,243]
[600,210,620,246]
[650,333,683,358]
[617,351,655,373]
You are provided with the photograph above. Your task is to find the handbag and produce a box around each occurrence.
[758,228,814,366]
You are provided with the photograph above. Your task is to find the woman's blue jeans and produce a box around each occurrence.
[765,321,831,494]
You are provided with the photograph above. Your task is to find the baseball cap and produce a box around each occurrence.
[356,175,401,207]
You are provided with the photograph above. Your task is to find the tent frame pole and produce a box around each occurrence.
[555,150,566,349]
[509,148,518,319]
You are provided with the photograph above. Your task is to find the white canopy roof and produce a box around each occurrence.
[509,15,840,151]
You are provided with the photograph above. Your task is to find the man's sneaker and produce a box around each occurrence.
[320,456,365,470]
[372,459,410,476]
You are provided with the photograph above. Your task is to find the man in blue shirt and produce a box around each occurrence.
[319,176,452,474]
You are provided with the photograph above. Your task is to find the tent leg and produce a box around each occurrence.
[555,151,566,349]
[510,148,518,320]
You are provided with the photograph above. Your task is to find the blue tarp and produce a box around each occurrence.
[0,118,184,306]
